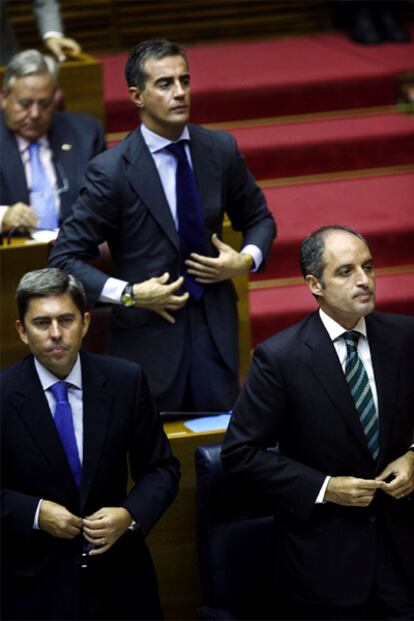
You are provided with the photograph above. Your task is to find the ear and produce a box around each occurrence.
[81,312,91,338]
[305,275,324,298]
[15,320,28,345]
[128,86,144,110]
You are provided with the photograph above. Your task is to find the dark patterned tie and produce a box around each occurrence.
[50,381,82,486]
[343,331,379,459]
[29,142,59,230]
[166,140,206,300]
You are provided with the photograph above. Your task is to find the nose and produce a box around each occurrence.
[28,102,41,118]
[173,80,185,97]
[49,320,63,339]
[356,267,370,287]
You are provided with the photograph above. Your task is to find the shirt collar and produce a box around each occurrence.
[319,308,367,343]
[34,354,82,391]
[16,134,49,155]
[140,123,190,154]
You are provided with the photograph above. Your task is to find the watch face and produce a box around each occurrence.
[121,294,134,307]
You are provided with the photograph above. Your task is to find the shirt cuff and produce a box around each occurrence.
[43,31,64,40]
[315,476,331,504]
[240,244,263,272]
[99,277,128,304]
[33,499,43,529]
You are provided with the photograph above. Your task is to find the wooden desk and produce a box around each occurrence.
[0,238,50,368]
[148,420,227,620]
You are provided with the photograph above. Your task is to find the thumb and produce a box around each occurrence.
[157,272,170,284]
[375,466,391,482]
[211,233,225,250]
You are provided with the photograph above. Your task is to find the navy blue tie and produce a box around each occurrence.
[50,381,82,486]
[166,140,206,300]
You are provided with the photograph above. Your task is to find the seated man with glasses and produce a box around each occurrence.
[0,49,105,233]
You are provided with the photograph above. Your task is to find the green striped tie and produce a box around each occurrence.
[344,331,379,460]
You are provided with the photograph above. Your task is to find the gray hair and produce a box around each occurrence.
[3,49,59,95]
[16,268,87,323]
[125,38,188,90]
[300,225,368,284]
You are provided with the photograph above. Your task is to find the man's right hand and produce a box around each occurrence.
[132,273,189,324]
[325,476,384,507]
[38,500,83,539]
[2,203,39,232]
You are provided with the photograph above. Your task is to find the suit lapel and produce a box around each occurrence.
[79,353,113,509]
[124,129,179,250]
[48,123,75,222]
[14,357,79,500]
[188,124,222,227]
[0,116,29,203]
[365,315,397,466]
[302,313,373,458]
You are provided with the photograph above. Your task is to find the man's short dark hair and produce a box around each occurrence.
[16,268,87,323]
[125,39,188,90]
[300,225,369,284]
[3,49,59,95]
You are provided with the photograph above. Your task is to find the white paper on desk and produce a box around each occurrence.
[30,229,59,243]
[183,414,231,433]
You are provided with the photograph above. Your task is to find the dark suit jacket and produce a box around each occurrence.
[0,110,105,223]
[1,352,180,620]
[49,124,276,399]
[221,311,414,606]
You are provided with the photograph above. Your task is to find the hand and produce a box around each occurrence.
[2,203,39,232]
[185,233,253,284]
[82,507,131,556]
[133,273,189,324]
[38,500,83,539]
[376,451,414,499]
[324,476,384,507]
[44,36,81,62]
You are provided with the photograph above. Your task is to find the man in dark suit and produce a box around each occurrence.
[1,267,180,620]
[49,38,276,412]
[0,49,105,233]
[222,225,414,620]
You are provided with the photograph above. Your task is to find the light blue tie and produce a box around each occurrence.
[29,142,59,230]
[344,331,380,460]
[50,381,82,487]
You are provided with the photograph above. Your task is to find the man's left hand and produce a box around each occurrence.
[376,451,414,499]
[185,233,253,283]
[44,36,81,62]
[82,507,131,555]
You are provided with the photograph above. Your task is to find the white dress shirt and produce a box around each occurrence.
[0,135,60,229]
[32,355,83,528]
[315,309,379,503]
[100,123,263,303]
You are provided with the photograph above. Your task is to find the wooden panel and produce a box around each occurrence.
[148,420,226,620]
[0,239,50,368]
[6,1,332,55]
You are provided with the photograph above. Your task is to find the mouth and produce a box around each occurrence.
[170,105,188,113]
[47,346,67,355]
[353,291,374,301]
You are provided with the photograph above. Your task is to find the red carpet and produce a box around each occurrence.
[99,30,414,132]
[252,172,414,281]
[229,112,414,179]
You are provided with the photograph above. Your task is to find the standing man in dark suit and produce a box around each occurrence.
[49,38,276,412]
[1,267,180,620]
[0,49,105,233]
[222,225,414,620]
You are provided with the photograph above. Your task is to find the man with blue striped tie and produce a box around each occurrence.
[222,225,414,620]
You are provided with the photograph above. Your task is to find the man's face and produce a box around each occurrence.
[129,54,190,140]
[16,293,90,379]
[307,231,376,329]
[2,73,56,141]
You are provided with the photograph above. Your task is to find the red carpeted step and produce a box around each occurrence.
[98,31,414,132]
[251,172,414,281]
[249,271,414,347]
[228,112,414,179]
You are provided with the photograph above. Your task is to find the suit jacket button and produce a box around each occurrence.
[369,515,376,523]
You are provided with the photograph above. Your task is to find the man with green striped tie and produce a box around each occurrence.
[222,225,414,620]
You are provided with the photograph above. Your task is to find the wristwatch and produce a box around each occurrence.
[121,283,135,307]
[128,518,140,532]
